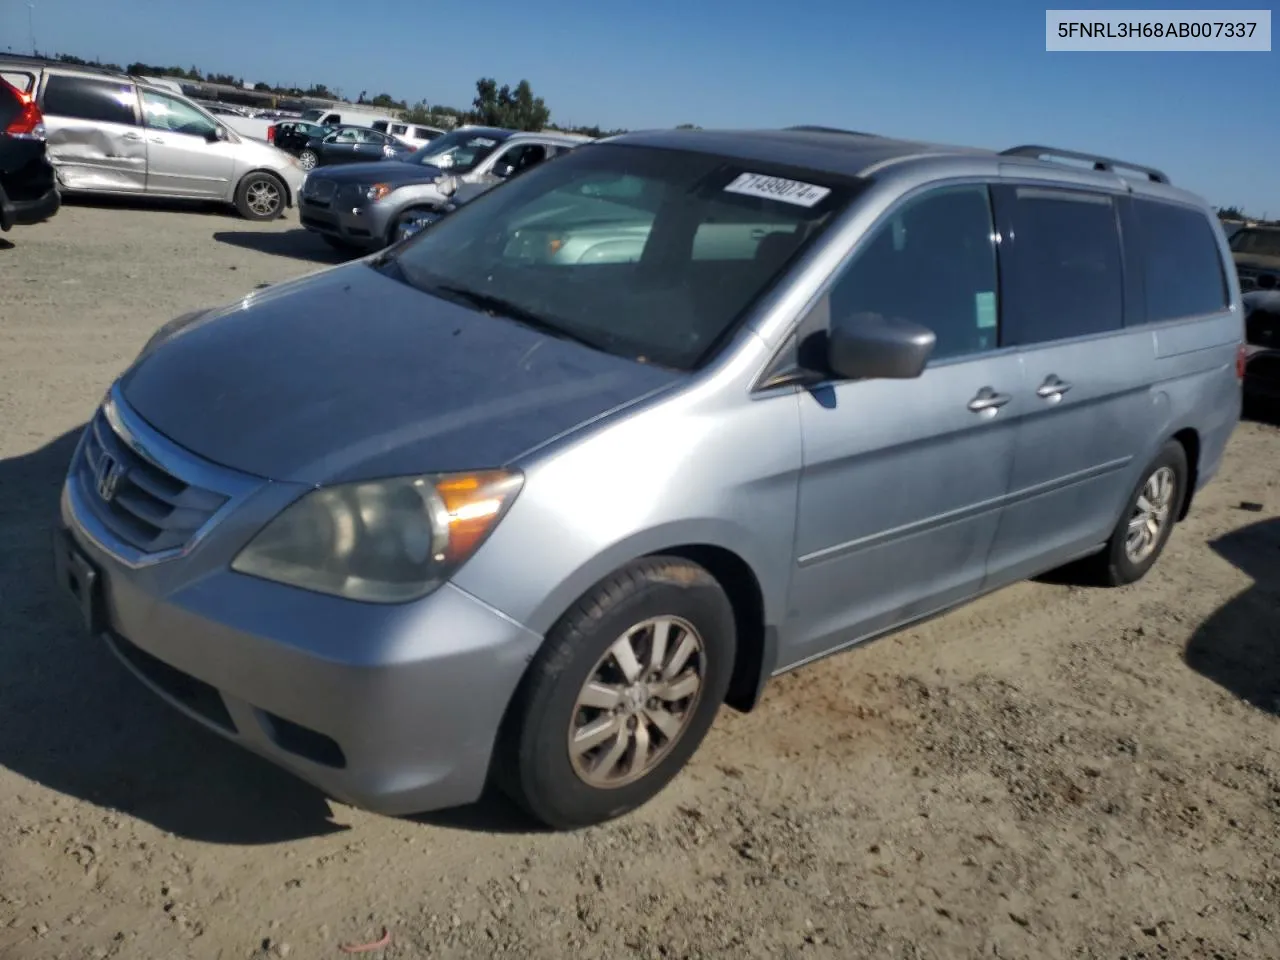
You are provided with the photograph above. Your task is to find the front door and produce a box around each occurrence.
[785,183,1024,668]
[984,185,1157,584]
[138,89,234,198]
[39,73,147,192]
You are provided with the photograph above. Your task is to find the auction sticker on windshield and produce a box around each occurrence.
[724,172,831,207]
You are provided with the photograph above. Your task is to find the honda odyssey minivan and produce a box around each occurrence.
[54,126,1243,830]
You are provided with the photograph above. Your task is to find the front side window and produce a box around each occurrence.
[384,144,851,370]
[828,185,1000,362]
[141,90,218,138]
[1000,188,1124,345]
[1131,200,1228,322]
[42,75,137,125]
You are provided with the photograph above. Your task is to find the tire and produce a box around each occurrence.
[387,207,440,247]
[1087,440,1188,586]
[495,557,736,830]
[298,150,318,171]
[234,172,286,221]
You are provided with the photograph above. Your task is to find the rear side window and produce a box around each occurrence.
[1130,200,1229,322]
[2,71,34,93]
[42,75,137,125]
[1000,188,1124,345]
[828,185,1001,362]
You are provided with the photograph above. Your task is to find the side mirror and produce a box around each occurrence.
[492,161,514,179]
[826,312,936,381]
[207,126,226,143]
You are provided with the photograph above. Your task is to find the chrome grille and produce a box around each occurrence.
[75,409,229,554]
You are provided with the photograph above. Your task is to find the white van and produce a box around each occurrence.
[298,106,398,129]
[370,119,446,149]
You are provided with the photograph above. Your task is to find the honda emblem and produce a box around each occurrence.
[95,453,125,502]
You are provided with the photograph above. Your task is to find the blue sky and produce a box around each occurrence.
[5,0,1277,213]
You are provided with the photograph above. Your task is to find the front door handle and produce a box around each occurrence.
[121,132,144,141]
[1036,375,1073,400]
[968,387,1012,415]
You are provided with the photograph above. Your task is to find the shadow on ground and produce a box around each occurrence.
[0,427,545,842]
[1185,516,1280,715]
[60,192,232,218]
[0,427,349,844]
[213,229,355,265]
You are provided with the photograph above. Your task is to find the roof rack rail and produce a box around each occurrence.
[786,125,883,138]
[999,145,1170,184]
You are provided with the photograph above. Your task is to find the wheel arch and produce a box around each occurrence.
[1169,426,1200,521]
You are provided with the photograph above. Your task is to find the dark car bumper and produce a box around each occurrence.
[0,181,59,230]
[1244,348,1280,401]
[299,191,399,250]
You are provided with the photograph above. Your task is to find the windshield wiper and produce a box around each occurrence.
[429,283,601,350]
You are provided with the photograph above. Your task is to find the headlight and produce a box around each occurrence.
[366,182,393,201]
[231,469,523,603]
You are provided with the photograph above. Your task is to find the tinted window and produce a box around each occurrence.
[390,144,849,370]
[1131,200,1228,322]
[42,75,136,125]
[829,185,1000,362]
[1002,188,1123,345]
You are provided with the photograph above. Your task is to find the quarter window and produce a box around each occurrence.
[827,185,1001,362]
[1000,188,1124,344]
[42,75,137,125]
[1130,200,1229,322]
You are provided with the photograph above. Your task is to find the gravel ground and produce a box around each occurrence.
[1,200,1278,960]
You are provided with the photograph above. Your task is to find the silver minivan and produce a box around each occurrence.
[2,59,304,220]
[54,127,1243,830]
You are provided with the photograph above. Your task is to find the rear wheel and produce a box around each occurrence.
[495,557,736,829]
[1087,440,1188,586]
[234,172,285,221]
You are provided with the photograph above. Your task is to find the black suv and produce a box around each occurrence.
[0,77,59,232]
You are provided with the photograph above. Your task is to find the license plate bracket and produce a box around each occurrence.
[52,529,104,635]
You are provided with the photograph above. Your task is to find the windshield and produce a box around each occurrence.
[300,108,325,122]
[1230,229,1280,258]
[405,129,509,172]
[384,143,853,370]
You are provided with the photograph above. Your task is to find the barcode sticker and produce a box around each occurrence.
[724,172,831,207]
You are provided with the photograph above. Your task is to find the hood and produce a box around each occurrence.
[119,263,681,485]
[305,160,445,185]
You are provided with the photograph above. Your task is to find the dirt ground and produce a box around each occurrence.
[1,200,1278,960]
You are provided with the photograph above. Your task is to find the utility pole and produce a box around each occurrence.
[27,3,35,56]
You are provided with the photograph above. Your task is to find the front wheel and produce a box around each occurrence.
[495,558,736,829]
[298,150,318,171]
[234,172,285,221]
[388,208,441,246]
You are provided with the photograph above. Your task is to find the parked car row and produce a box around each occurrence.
[299,125,593,250]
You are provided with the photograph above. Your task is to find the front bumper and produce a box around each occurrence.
[299,191,397,249]
[54,411,542,817]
